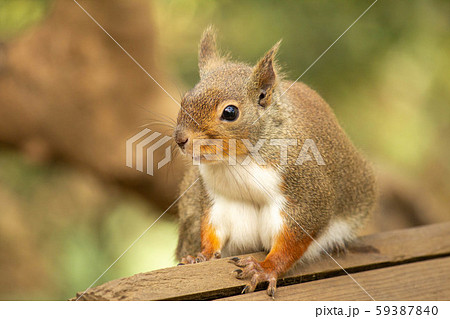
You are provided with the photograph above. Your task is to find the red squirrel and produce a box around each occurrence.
[174,27,376,297]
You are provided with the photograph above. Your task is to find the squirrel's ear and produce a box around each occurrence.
[250,40,281,107]
[198,26,220,78]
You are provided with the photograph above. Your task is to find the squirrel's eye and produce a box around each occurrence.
[259,91,266,102]
[258,90,266,106]
[221,105,239,122]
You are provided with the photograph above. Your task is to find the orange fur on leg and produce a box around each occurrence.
[260,224,314,275]
[200,213,222,259]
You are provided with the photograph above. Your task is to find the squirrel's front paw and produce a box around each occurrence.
[178,251,221,265]
[230,256,278,298]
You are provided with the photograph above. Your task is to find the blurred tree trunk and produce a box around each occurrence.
[0,0,182,208]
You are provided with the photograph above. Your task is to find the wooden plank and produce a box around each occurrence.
[222,257,450,300]
[73,222,450,301]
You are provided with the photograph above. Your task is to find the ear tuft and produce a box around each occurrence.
[198,26,220,75]
[251,40,282,107]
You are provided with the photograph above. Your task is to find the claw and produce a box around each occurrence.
[233,268,244,279]
[267,287,276,299]
[241,285,251,294]
[230,257,240,263]
[267,277,277,299]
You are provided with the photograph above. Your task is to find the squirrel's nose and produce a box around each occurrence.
[175,130,189,149]
[176,137,188,149]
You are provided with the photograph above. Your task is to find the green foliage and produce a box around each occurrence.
[0,0,51,39]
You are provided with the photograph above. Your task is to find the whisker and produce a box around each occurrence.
[136,105,177,125]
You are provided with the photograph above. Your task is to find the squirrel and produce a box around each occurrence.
[173,26,376,297]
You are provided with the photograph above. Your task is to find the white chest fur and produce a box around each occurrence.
[199,163,285,256]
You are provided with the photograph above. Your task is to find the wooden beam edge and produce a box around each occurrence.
[72,222,450,301]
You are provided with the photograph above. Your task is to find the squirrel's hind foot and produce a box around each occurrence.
[230,256,277,299]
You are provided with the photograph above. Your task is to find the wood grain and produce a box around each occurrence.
[73,222,450,301]
[222,257,450,300]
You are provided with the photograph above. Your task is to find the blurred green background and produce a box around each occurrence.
[0,0,449,300]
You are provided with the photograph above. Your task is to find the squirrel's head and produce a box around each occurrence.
[174,26,281,163]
